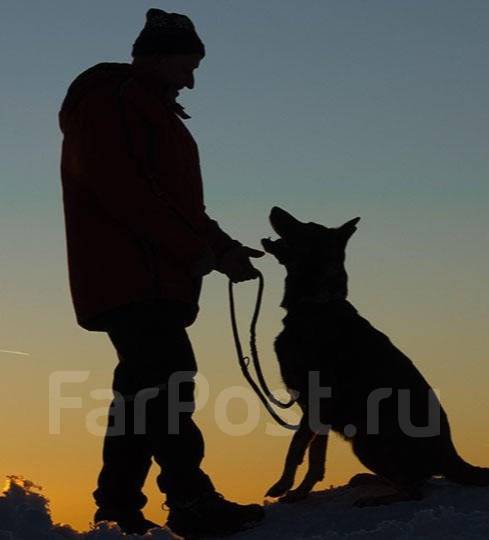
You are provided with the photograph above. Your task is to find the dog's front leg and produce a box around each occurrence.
[266,414,315,498]
[280,429,329,503]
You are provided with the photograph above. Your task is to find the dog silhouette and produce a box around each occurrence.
[262,206,489,506]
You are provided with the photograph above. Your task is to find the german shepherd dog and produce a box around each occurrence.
[261,206,489,506]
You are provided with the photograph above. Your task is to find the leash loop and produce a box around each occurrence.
[229,270,299,430]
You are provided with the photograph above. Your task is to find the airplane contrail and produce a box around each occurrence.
[0,349,30,356]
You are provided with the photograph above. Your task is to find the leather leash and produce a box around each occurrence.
[228,271,299,430]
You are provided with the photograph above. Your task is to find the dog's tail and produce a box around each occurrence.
[442,441,489,486]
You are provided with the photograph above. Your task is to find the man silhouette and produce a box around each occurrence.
[59,8,264,537]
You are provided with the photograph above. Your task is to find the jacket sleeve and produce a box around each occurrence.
[74,91,211,270]
[201,211,242,261]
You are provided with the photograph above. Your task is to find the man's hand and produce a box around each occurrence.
[217,245,265,283]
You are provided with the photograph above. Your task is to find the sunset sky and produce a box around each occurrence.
[1,0,488,531]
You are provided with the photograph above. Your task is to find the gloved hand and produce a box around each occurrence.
[217,245,265,283]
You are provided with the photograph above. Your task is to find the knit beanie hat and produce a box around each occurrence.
[132,8,205,58]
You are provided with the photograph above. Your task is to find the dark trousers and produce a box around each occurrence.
[92,300,214,513]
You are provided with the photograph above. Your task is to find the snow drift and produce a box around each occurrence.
[1,475,489,539]
[0,477,171,539]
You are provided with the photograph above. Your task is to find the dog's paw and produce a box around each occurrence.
[279,488,310,504]
[265,479,293,498]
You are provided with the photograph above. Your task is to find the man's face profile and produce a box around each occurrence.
[154,54,202,96]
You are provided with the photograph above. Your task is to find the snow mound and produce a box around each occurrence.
[233,479,489,539]
[0,476,172,539]
[1,475,489,539]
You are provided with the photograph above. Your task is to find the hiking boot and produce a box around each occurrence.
[94,508,161,535]
[166,492,265,537]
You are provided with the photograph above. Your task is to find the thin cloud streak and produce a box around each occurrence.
[0,349,30,356]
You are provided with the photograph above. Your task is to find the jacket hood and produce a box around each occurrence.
[59,62,191,132]
[59,63,133,133]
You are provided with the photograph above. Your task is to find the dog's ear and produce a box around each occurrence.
[338,217,361,242]
[261,238,290,265]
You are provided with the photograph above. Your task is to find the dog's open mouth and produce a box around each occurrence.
[261,207,302,259]
[261,237,278,253]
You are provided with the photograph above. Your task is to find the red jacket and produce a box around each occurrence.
[59,63,239,330]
